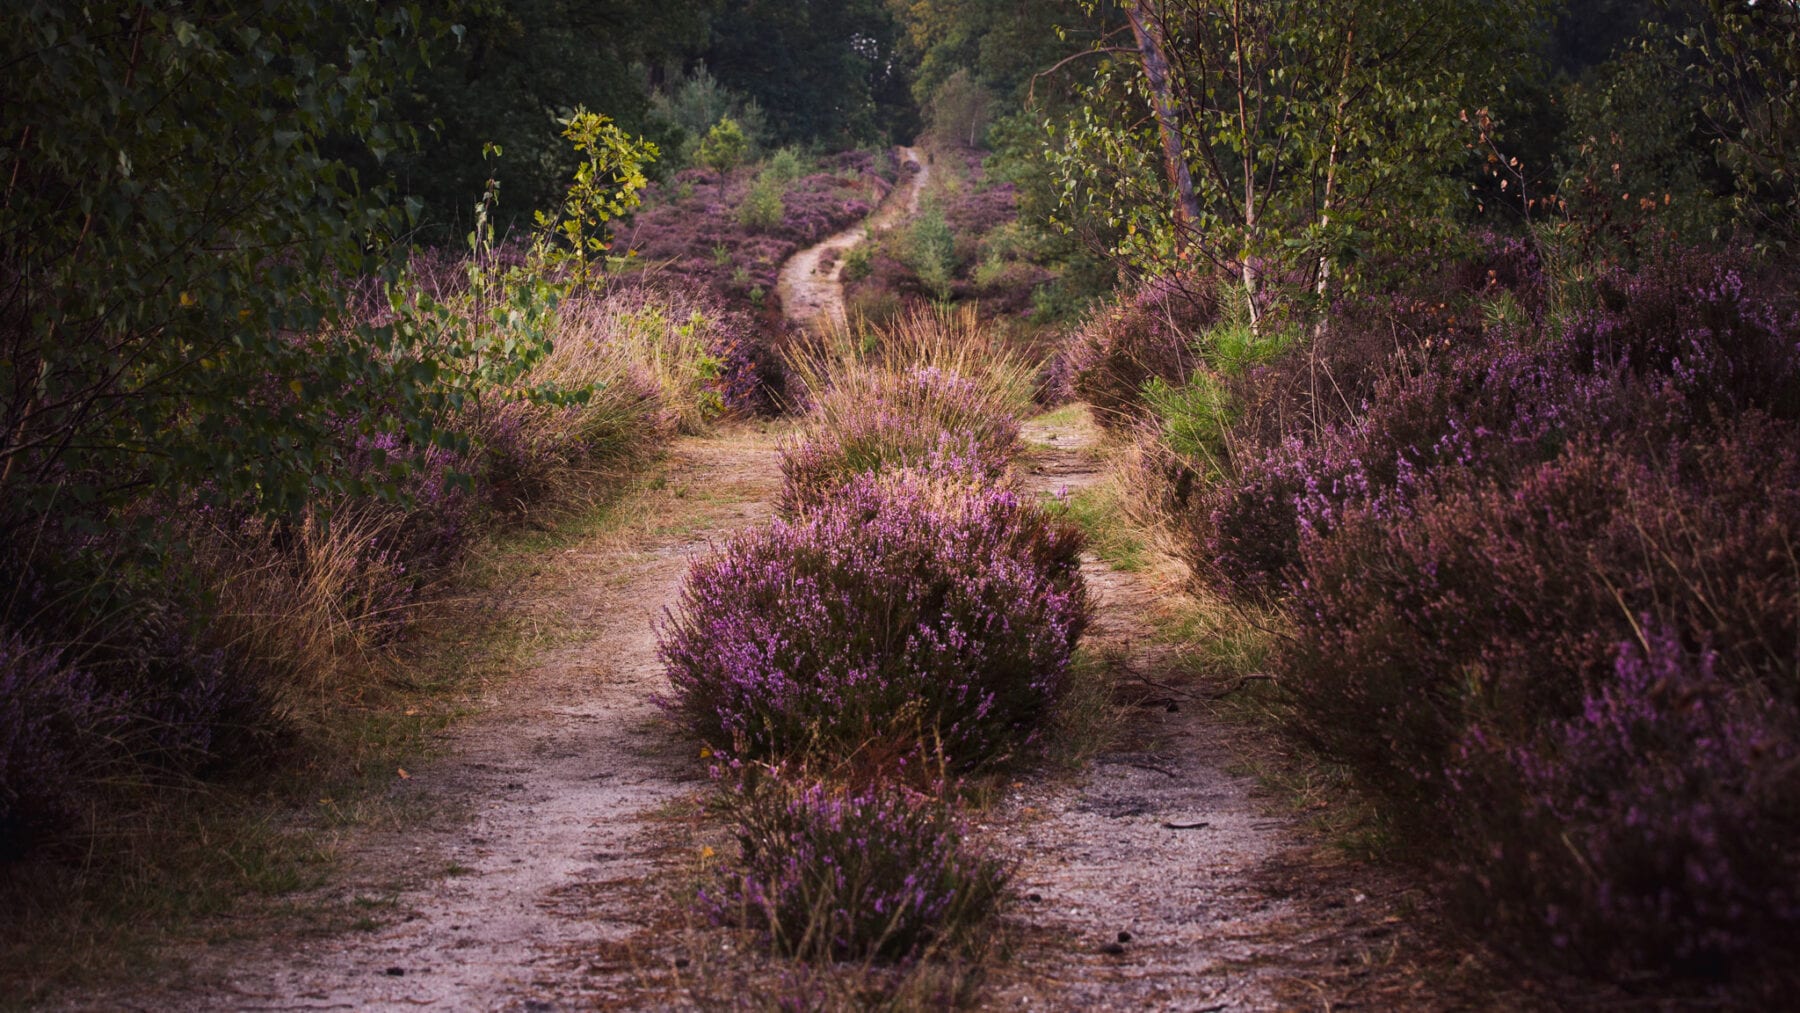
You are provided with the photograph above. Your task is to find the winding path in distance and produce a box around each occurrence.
[775,145,929,334]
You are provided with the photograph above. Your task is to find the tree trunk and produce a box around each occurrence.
[1125,4,1201,233]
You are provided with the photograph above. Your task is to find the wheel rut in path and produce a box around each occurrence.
[995,412,1457,1011]
[775,145,929,335]
[59,430,782,1011]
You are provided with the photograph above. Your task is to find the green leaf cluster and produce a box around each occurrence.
[532,109,660,285]
[697,116,749,180]
[1047,0,1547,320]
[2,1,439,519]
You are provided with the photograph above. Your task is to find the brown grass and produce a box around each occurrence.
[785,304,1039,416]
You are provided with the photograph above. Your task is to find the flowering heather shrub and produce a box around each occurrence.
[0,631,111,855]
[1168,245,1800,979]
[778,365,1021,515]
[660,468,1089,771]
[1273,415,1800,980]
[1447,627,1800,977]
[1282,418,1800,800]
[1195,250,1800,599]
[1065,274,1217,427]
[0,596,272,857]
[700,774,1010,962]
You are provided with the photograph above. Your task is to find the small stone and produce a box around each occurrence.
[1117,931,1133,943]
[1101,942,1126,956]
[674,957,691,969]
[384,967,405,977]
[1027,892,1043,902]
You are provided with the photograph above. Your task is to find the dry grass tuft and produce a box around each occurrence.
[785,303,1038,417]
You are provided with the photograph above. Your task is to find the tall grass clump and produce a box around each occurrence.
[778,368,1023,515]
[779,307,1037,514]
[785,305,1037,411]
[700,771,1010,964]
[659,465,1089,773]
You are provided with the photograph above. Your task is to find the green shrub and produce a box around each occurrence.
[904,203,958,301]
[842,242,873,282]
[737,174,785,231]
[697,116,747,181]
[762,146,810,183]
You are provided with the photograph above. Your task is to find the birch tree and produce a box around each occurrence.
[1051,0,1541,328]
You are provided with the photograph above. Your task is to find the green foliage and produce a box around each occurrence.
[1049,0,1547,322]
[386,0,710,233]
[1678,0,1800,252]
[762,146,811,184]
[926,68,994,149]
[842,243,874,282]
[700,0,917,144]
[1,1,435,519]
[1555,36,1732,241]
[737,174,787,231]
[648,63,770,167]
[697,116,749,181]
[904,202,960,301]
[531,109,659,284]
[1141,314,1289,467]
[892,0,1102,104]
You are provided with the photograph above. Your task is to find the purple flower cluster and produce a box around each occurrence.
[625,159,892,312]
[660,466,1089,771]
[1060,274,1217,427]
[1451,626,1800,975]
[700,774,1010,962]
[0,631,108,855]
[1197,249,1800,600]
[778,365,1022,515]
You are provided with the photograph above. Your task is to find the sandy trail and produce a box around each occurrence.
[775,146,928,334]
[990,413,1453,1011]
[60,433,782,1011]
[54,147,940,1013]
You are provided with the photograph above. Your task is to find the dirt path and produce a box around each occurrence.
[53,406,1519,1011]
[775,146,928,334]
[990,413,1467,1011]
[57,431,782,1011]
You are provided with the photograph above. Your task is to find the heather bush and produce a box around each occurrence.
[1279,415,1800,795]
[700,772,1010,962]
[659,467,1089,771]
[1447,627,1800,977]
[1213,248,1800,979]
[1195,249,1800,600]
[1063,274,1217,427]
[625,148,894,320]
[0,631,111,855]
